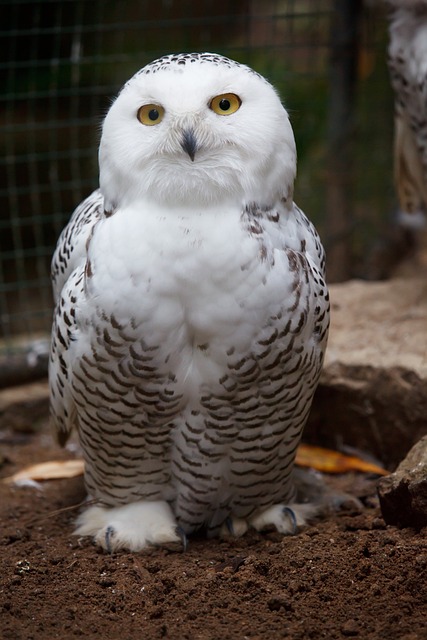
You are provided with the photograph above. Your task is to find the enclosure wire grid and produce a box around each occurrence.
[0,0,392,385]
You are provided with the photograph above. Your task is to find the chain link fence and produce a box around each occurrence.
[1,0,394,385]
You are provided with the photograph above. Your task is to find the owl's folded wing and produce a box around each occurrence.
[51,189,104,301]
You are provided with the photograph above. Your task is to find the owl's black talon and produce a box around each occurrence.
[105,526,115,553]
[282,507,297,534]
[176,526,188,552]
[225,516,235,536]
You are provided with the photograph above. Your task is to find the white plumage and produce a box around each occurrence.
[50,52,329,552]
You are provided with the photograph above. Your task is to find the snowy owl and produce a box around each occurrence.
[388,1,427,218]
[50,52,329,552]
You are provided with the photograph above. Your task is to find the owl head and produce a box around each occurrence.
[99,53,296,211]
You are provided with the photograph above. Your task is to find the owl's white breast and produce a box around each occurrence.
[80,200,290,381]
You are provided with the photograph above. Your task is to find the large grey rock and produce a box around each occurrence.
[306,278,427,468]
[377,436,427,529]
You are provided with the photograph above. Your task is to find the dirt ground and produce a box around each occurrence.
[0,423,426,640]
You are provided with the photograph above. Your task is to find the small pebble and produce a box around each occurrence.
[98,577,116,587]
[371,517,386,530]
[341,619,360,636]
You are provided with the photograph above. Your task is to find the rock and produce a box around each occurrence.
[377,436,427,529]
[306,278,427,468]
[0,381,49,432]
[340,619,360,636]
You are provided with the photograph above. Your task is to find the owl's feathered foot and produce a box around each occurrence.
[220,503,317,539]
[249,503,317,534]
[221,515,249,538]
[74,500,183,553]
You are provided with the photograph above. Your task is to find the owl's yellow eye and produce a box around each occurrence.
[137,104,165,126]
[209,93,241,116]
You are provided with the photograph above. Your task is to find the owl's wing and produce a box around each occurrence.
[250,200,326,276]
[50,189,103,445]
[50,266,83,445]
[292,203,327,276]
[51,189,104,301]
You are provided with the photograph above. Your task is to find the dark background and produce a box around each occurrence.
[0,0,394,344]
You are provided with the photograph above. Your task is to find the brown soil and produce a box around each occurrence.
[1,424,426,640]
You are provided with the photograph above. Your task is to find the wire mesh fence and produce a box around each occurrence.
[1,0,394,383]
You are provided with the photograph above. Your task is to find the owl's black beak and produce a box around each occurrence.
[181,129,198,162]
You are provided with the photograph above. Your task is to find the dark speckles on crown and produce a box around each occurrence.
[143,53,243,74]
[123,52,264,90]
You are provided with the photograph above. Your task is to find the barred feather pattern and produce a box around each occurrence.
[50,189,329,536]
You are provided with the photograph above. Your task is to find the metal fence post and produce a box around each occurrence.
[326,0,363,281]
